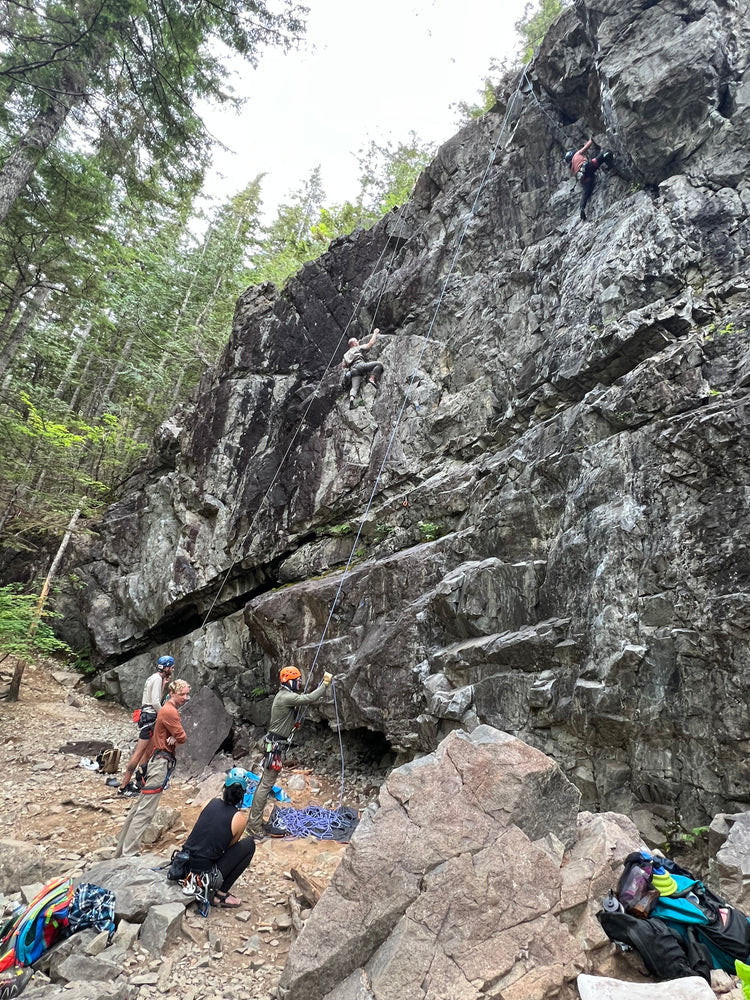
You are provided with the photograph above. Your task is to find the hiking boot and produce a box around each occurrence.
[263,823,287,839]
[349,397,355,410]
[118,784,138,797]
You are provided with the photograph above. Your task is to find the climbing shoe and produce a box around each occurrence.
[0,968,33,999]
[349,398,355,410]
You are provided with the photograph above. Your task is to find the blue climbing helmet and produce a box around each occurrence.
[157,655,174,671]
[225,767,250,791]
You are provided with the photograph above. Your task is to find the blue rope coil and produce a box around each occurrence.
[267,804,359,841]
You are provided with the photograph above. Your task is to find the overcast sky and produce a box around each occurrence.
[203,0,531,221]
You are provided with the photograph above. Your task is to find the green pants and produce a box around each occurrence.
[247,763,279,833]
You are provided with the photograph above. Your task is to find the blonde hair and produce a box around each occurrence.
[169,678,190,695]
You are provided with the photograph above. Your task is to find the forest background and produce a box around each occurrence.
[0,0,564,671]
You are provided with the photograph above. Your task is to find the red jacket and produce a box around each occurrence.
[570,139,592,176]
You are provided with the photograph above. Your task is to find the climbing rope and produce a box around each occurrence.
[198,203,412,629]
[265,802,359,841]
[296,69,529,712]
[521,67,568,143]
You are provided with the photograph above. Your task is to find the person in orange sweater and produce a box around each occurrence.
[114,678,190,858]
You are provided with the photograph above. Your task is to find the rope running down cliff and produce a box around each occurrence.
[296,70,529,734]
[198,208,412,630]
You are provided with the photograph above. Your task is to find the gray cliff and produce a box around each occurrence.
[64,0,750,829]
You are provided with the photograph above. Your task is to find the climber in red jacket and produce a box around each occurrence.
[564,139,612,221]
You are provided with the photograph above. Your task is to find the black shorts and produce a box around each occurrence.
[138,724,155,741]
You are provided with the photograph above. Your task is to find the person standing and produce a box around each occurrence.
[112,654,175,796]
[180,767,256,907]
[114,678,190,858]
[247,666,332,839]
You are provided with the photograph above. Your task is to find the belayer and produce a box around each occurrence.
[246,665,332,839]
[564,138,612,221]
[342,328,384,409]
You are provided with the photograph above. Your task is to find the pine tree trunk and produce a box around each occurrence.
[0,98,75,226]
[54,319,93,400]
[90,328,136,419]
[7,504,82,702]
[0,284,52,382]
[68,353,95,412]
[0,274,31,353]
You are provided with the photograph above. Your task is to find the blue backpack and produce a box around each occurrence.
[599,854,750,978]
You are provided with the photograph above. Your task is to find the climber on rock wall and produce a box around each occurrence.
[342,328,384,409]
[564,138,613,221]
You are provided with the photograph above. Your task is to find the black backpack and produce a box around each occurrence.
[167,848,191,882]
[598,910,712,982]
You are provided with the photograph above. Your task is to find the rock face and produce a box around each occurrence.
[278,725,641,1000]
[63,0,750,826]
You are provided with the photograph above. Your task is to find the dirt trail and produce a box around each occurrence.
[0,659,363,996]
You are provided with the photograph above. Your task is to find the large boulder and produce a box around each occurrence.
[279,727,642,1000]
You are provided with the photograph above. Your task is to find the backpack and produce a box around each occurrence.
[0,877,74,972]
[650,873,750,972]
[601,853,750,976]
[167,848,191,882]
[598,910,712,982]
[95,748,121,774]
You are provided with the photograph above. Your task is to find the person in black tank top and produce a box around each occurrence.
[182,767,255,907]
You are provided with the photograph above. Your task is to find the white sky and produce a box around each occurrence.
[203,0,530,221]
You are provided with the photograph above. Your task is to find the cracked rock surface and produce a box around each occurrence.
[61,0,750,828]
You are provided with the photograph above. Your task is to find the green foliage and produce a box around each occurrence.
[453,1,570,127]
[375,523,394,542]
[0,0,307,215]
[418,521,442,542]
[451,75,501,125]
[328,523,352,538]
[249,136,434,290]
[0,389,147,547]
[355,133,435,217]
[0,584,72,662]
[703,320,743,343]
[516,0,569,65]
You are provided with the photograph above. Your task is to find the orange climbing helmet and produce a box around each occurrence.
[280,666,301,685]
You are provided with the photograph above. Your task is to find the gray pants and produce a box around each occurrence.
[247,763,279,833]
[350,362,384,400]
[114,755,169,857]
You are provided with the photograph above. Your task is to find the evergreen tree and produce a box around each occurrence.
[516,0,570,65]
[0,0,306,223]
